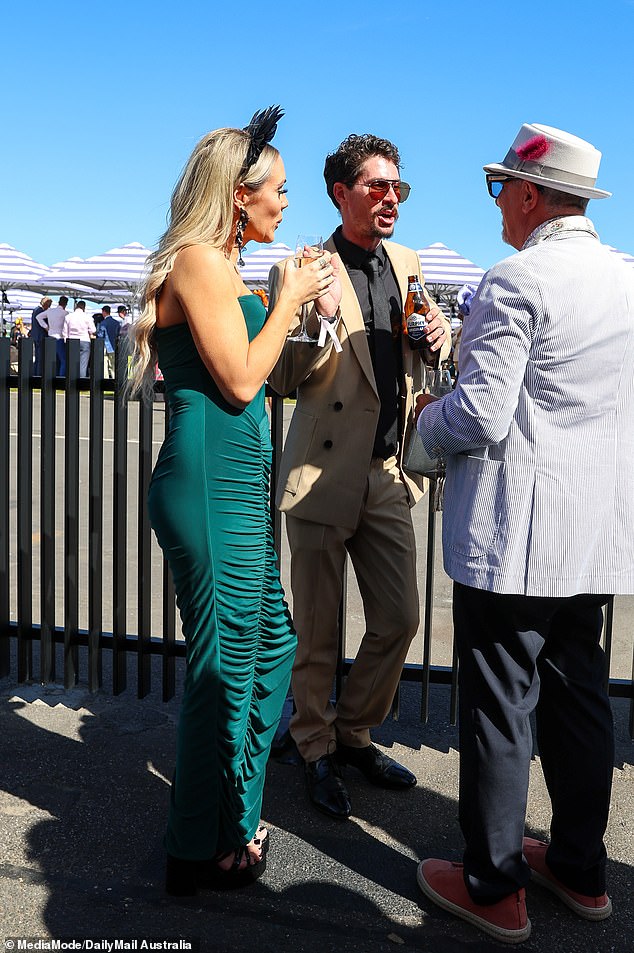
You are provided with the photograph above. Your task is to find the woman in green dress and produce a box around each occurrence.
[130,108,340,896]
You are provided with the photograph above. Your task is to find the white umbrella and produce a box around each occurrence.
[0,243,50,287]
[44,242,152,306]
[38,256,93,299]
[3,289,46,320]
[417,243,485,321]
[238,242,293,288]
[418,243,485,287]
[39,256,130,304]
[0,243,50,331]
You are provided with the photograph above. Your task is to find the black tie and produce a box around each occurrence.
[361,254,400,458]
[363,254,393,335]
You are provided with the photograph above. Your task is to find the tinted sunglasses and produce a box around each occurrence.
[486,174,515,198]
[363,178,411,203]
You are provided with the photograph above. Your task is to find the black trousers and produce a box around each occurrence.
[453,582,614,903]
[33,337,45,376]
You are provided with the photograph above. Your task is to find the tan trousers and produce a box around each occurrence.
[286,456,420,762]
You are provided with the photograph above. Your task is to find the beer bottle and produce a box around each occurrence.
[403,275,439,367]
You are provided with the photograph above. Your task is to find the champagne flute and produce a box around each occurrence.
[288,234,323,343]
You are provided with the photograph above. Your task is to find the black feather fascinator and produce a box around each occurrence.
[241,105,284,176]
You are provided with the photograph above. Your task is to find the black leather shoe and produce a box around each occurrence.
[305,754,352,820]
[336,742,417,790]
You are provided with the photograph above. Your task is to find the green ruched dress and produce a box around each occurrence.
[148,294,296,860]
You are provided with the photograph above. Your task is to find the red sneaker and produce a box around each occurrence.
[417,859,531,945]
[523,837,612,920]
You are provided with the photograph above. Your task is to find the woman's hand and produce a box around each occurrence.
[315,252,342,318]
[280,252,335,309]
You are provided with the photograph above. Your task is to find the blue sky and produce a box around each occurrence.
[4,0,634,272]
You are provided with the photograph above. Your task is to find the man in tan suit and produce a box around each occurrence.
[268,134,450,819]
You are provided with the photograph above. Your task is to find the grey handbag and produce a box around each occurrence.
[403,426,446,511]
[404,367,452,508]
[403,426,441,477]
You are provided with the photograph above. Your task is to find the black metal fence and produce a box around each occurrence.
[1,335,633,735]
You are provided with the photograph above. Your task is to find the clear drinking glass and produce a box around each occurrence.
[427,365,453,397]
[288,234,323,344]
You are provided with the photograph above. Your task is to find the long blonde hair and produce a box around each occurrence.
[129,127,279,398]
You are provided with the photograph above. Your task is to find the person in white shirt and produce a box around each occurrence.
[45,296,69,375]
[63,300,96,377]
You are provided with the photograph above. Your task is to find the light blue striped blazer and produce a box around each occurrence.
[418,227,634,597]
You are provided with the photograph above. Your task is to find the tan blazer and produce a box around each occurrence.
[268,236,451,528]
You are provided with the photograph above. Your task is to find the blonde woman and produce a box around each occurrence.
[131,107,338,896]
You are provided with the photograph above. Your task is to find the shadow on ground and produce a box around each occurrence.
[0,659,632,953]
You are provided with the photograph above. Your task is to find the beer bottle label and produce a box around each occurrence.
[407,313,428,342]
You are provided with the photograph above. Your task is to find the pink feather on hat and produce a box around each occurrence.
[516,135,551,162]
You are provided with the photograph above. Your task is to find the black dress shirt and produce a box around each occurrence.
[333,227,403,458]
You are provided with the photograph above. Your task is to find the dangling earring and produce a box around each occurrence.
[235,208,249,267]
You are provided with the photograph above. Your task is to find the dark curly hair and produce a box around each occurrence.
[324,134,401,210]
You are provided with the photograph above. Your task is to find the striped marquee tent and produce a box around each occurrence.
[0,243,50,289]
[417,243,486,324]
[37,256,131,306]
[418,242,485,285]
[0,243,51,330]
[419,242,634,280]
[6,288,123,320]
[238,242,293,288]
[44,242,152,303]
[3,289,45,318]
[39,256,88,296]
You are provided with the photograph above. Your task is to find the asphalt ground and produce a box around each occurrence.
[0,646,632,953]
[3,395,633,951]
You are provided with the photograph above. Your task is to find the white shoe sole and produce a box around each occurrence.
[529,868,612,920]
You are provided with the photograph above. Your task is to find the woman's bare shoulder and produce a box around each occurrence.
[170,245,234,300]
[173,243,225,273]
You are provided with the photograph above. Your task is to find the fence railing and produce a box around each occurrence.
[1,335,633,736]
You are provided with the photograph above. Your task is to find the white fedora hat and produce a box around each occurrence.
[484,123,610,200]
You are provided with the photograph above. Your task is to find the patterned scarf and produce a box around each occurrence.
[522,215,599,250]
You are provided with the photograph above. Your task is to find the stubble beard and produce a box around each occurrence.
[370,210,398,240]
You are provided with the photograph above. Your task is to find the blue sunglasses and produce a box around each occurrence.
[486,174,516,198]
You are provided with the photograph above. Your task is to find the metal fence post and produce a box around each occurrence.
[63,339,80,688]
[137,392,153,697]
[40,337,58,683]
[88,339,105,691]
[112,337,129,694]
[0,338,10,675]
[17,337,34,682]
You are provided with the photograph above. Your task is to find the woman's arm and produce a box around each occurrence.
[171,245,332,408]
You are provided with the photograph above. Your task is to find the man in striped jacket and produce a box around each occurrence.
[414,123,634,944]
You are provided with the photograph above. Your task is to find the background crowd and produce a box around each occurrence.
[8,298,130,377]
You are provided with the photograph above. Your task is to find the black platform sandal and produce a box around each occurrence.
[212,845,267,890]
[165,855,209,897]
[165,840,268,897]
